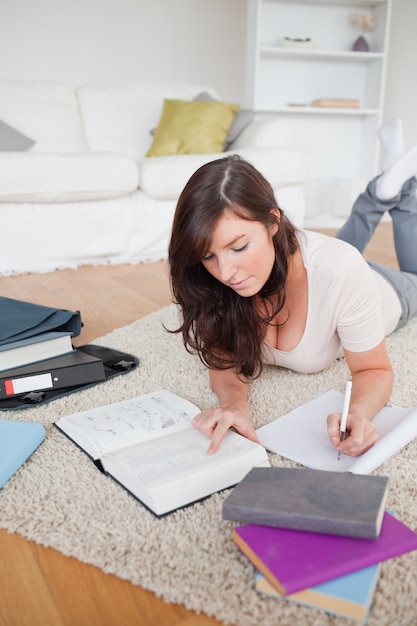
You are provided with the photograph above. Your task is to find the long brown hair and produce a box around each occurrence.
[168,155,298,378]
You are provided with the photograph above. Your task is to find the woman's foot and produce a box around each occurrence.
[376,141,417,200]
[378,118,404,171]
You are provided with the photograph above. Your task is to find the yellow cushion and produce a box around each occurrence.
[146,99,239,157]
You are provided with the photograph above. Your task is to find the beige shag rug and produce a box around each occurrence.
[1,304,417,626]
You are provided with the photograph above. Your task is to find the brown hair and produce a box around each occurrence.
[168,155,298,378]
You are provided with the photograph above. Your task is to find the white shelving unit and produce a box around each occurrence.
[245,0,392,223]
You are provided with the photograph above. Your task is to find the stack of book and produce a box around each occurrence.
[0,297,106,486]
[0,331,106,401]
[0,296,106,402]
[223,467,417,622]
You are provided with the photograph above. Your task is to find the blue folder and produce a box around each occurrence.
[0,419,46,487]
[0,296,81,344]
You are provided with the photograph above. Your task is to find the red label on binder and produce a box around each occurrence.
[5,379,15,395]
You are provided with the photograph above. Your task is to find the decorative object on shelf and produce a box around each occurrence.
[276,36,318,49]
[352,35,369,52]
[350,12,376,52]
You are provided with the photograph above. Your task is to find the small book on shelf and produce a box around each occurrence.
[0,349,106,399]
[255,563,381,623]
[222,467,389,538]
[55,389,270,516]
[0,419,46,488]
[232,512,417,596]
[256,390,417,475]
[0,331,74,372]
[312,98,360,108]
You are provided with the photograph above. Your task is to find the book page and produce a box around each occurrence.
[104,428,266,488]
[256,390,417,474]
[55,390,200,458]
[101,428,269,515]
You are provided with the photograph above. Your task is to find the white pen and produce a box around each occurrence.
[338,380,352,460]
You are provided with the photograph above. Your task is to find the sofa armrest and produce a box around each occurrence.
[229,116,294,150]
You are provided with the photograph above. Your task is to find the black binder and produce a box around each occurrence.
[0,350,106,399]
[0,344,138,410]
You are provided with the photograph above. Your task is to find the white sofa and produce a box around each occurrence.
[0,80,309,276]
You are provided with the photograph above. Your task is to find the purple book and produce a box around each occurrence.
[233,512,417,595]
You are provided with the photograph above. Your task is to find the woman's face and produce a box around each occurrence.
[201,208,278,297]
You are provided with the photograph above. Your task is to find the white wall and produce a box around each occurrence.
[0,0,415,145]
[0,0,246,104]
[383,0,417,147]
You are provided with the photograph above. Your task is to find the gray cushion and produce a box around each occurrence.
[223,109,256,150]
[0,120,35,151]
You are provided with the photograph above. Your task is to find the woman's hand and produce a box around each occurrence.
[192,401,259,455]
[193,365,258,454]
[327,412,378,457]
[327,339,392,457]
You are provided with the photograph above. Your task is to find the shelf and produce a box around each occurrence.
[266,0,388,7]
[260,47,384,61]
[246,0,392,216]
[258,106,380,115]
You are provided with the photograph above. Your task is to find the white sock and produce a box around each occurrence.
[378,118,404,171]
[376,142,417,200]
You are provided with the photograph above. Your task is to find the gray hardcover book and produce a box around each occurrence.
[222,467,389,539]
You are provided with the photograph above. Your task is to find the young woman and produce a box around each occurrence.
[168,119,417,457]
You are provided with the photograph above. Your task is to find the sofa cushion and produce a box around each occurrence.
[77,81,221,159]
[0,120,35,152]
[139,147,309,200]
[0,152,139,202]
[235,146,310,188]
[230,117,294,149]
[191,91,256,150]
[150,92,255,151]
[0,81,88,153]
[146,99,239,157]
[224,109,256,150]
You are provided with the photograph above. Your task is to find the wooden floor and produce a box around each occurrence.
[0,223,396,626]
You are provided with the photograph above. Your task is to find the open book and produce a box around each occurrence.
[55,389,269,516]
[256,390,417,474]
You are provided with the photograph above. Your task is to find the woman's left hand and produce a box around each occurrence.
[192,402,259,455]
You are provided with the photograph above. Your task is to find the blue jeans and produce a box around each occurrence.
[336,177,417,329]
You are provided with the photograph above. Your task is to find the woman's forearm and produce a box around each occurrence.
[349,367,393,421]
[209,367,250,409]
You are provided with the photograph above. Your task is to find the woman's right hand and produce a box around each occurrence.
[192,401,260,455]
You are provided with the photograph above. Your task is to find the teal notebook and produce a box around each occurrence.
[255,563,381,623]
[0,419,46,487]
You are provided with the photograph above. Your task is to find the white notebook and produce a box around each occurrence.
[256,390,417,474]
